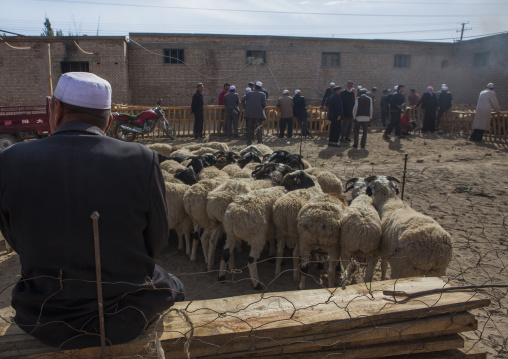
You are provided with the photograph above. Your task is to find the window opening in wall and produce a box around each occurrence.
[163,49,184,64]
[441,60,449,68]
[322,52,340,67]
[394,54,410,68]
[60,61,89,73]
[246,50,266,65]
[473,52,489,67]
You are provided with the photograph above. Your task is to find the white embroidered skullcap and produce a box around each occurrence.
[245,87,252,92]
[282,89,289,94]
[329,82,335,86]
[255,81,263,87]
[54,72,111,109]
[295,89,301,95]
[229,85,236,91]
[487,83,494,89]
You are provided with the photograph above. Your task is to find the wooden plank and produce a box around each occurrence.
[166,312,476,359]
[260,334,464,359]
[385,339,486,359]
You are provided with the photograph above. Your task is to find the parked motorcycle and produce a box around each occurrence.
[112,99,176,141]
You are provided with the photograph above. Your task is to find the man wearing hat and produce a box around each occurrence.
[293,89,312,138]
[320,82,336,108]
[327,86,344,147]
[436,85,453,131]
[191,83,205,138]
[470,83,500,142]
[276,89,294,138]
[0,72,184,349]
[223,85,240,137]
[339,80,356,143]
[243,81,267,145]
[352,88,373,149]
[218,82,230,106]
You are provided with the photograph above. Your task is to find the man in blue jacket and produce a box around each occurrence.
[0,72,184,349]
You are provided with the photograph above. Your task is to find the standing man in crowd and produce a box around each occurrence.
[384,84,406,140]
[0,72,184,349]
[352,88,373,149]
[436,85,453,131]
[293,89,312,138]
[248,82,255,91]
[218,82,230,105]
[366,87,377,105]
[243,81,267,145]
[320,82,335,108]
[380,89,389,127]
[470,83,500,143]
[223,85,240,137]
[339,80,356,143]
[276,89,294,138]
[259,82,269,100]
[408,88,420,107]
[327,86,343,147]
[191,83,205,138]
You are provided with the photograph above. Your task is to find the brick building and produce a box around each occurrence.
[1,33,506,107]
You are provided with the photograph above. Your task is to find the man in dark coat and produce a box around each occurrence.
[293,89,312,137]
[384,84,406,139]
[436,85,453,130]
[327,86,343,147]
[380,89,389,127]
[339,80,356,143]
[243,81,267,145]
[320,82,335,108]
[191,83,205,138]
[0,72,184,349]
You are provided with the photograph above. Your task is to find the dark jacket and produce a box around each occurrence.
[191,90,204,115]
[340,89,356,118]
[417,92,439,111]
[327,92,344,121]
[321,88,333,107]
[390,92,406,113]
[437,91,453,112]
[380,94,389,111]
[0,121,174,349]
[243,90,267,119]
[223,92,240,111]
[261,88,269,100]
[293,94,308,118]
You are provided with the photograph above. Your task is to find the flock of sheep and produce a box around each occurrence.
[149,141,454,291]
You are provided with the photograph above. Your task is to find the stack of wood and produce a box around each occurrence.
[0,277,490,358]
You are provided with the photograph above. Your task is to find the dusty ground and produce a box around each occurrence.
[1,129,507,358]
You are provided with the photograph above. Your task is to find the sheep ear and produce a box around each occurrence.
[393,184,400,195]
[364,175,377,183]
[366,186,373,197]
[345,184,354,193]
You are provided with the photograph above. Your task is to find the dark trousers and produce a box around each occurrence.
[385,111,401,136]
[353,121,368,147]
[169,273,185,302]
[328,117,341,143]
[279,117,293,137]
[381,109,389,127]
[226,109,239,136]
[246,117,263,145]
[470,129,485,142]
[340,117,353,140]
[422,110,437,132]
[297,115,310,136]
[193,112,204,136]
[436,110,447,129]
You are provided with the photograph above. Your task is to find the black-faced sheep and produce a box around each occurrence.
[174,168,198,185]
[365,176,453,279]
[237,152,262,169]
[214,151,240,170]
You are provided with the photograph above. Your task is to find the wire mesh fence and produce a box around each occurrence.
[0,130,507,358]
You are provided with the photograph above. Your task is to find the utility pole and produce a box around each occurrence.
[457,22,472,42]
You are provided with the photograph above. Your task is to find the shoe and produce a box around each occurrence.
[383,134,390,140]
[328,142,340,147]
[278,135,284,138]
[287,136,292,139]
[352,144,358,148]
[339,138,347,143]
[361,145,365,149]
[345,137,352,142]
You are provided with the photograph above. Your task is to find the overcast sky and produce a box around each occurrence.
[1,0,507,42]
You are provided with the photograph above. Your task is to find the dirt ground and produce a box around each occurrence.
[1,129,507,358]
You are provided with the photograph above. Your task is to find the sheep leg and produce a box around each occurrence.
[381,258,388,280]
[292,243,301,282]
[218,240,233,282]
[298,252,311,290]
[340,257,351,289]
[328,255,339,288]
[315,252,325,270]
[184,226,192,258]
[207,227,222,271]
[191,228,209,264]
[176,230,184,252]
[248,254,262,290]
[268,236,276,257]
[274,236,286,276]
[365,257,378,283]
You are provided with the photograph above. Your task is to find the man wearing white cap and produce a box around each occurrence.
[436,85,453,131]
[0,72,183,349]
[276,89,294,138]
[243,81,267,145]
[293,89,312,137]
[320,82,336,108]
[223,85,240,137]
[470,83,500,142]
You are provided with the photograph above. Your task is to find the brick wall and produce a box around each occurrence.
[0,36,129,106]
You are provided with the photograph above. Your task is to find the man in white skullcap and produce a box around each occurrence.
[223,85,240,137]
[436,84,453,131]
[320,82,336,108]
[243,81,267,145]
[470,83,500,142]
[276,89,294,138]
[0,72,184,349]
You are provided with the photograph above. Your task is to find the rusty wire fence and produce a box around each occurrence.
[0,136,507,359]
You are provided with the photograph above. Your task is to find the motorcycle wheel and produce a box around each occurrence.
[161,120,176,140]
[114,121,137,142]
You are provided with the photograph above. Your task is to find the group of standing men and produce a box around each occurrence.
[323,81,375,148]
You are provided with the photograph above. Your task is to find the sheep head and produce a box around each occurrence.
[366,176,400,198]
[174,167,198,185]
[237,152,261,168]
[280,170,316,191]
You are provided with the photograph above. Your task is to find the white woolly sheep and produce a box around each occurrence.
[220,186,287,289]
[160,159,185,175]
[169,148,193,163]
[221,164,251,179]
[340,178,382,289]
[297,193,348,290]
[165,182,193,257]
[366,176,453,279]
[183,179,223,262]
[238,144,273,157]
[273,171,323,281]
[184,142,229,152]
[147,143,179,157]
[197,166,230,181]
[305,168,343,194]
